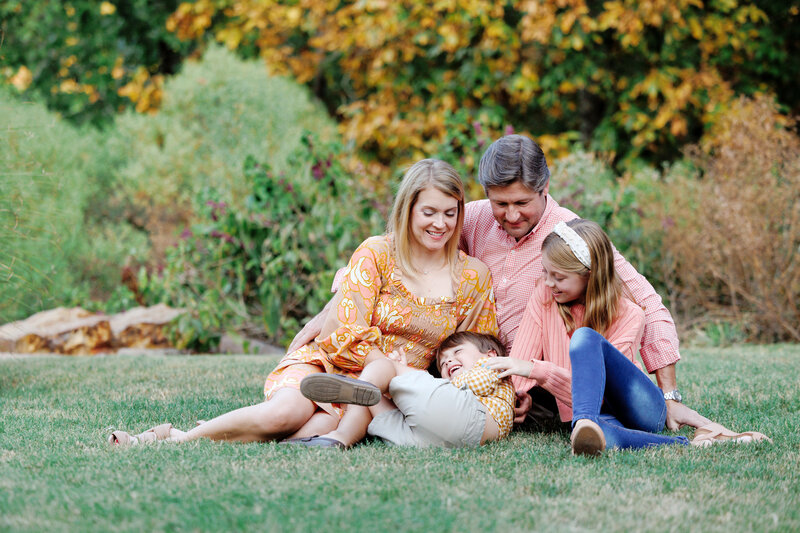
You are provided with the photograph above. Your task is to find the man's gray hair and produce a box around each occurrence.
[478,134,550,192]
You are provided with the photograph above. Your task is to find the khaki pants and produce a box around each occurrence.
[367,370,487,448]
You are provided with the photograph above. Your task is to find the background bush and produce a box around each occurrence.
[643,96,800,343]
[0,88,149,322]
[3,5,797,348]
[97,45,338,265]
[0,46,341,327]
[0,0,196,125]
[154,137,386,351]
[167,0,799,172]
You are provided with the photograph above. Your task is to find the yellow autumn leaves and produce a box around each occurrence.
[160,0,772,167]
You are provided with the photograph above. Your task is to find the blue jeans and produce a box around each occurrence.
[570,327,689,450]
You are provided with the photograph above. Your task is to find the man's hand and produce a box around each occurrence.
[514,390,532,425]
[654,363,711,431]
[665,400,712,431]
[286,299,332,353]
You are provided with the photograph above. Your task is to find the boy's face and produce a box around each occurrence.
[438,341,492,379]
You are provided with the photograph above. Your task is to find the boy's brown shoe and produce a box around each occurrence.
[300,374,381,406]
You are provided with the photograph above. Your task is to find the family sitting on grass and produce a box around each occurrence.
[109,135,770,455]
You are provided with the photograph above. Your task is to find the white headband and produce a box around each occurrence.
[552,221,591,269]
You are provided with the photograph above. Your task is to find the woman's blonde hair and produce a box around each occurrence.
[542,218,626,335]
[387,159,465,277]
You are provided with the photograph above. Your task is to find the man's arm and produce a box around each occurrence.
[286,297,333,354]
[286,263,349,353]
[654,364,712,431]
[613,248,681,372]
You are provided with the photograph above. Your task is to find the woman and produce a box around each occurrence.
[109,159,498,446]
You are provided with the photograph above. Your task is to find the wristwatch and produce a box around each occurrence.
[663,389,683,403]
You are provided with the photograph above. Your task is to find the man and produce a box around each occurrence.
[461,134,707,430]
[290,134,709,431]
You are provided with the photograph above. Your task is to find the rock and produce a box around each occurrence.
[0,307,111,354]
[0,305,185,355]
[110,304,185,349]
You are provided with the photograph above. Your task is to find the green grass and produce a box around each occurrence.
[1,345,798,532]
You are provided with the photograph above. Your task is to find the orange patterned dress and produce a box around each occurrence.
[264,234,498,417]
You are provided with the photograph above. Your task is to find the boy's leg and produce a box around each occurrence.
[378,371,486,447]
[359,358,399,394]
[312,359,401,446]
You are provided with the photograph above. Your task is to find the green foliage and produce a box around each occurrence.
[0,0,196,125]
[154,135,385,351]
[97,45,338,266]
[0,88,149,322]
[1,46,341,326]
[167,0,800,170]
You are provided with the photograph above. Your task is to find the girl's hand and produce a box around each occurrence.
[483,357,535,379]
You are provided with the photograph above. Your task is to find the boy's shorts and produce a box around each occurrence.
[366,370,487,448]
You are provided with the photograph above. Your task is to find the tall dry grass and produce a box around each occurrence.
[649,95,800,341]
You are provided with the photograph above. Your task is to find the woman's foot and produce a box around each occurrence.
[571,419,606,456]
[108,423,182,445]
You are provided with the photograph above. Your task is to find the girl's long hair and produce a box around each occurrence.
[542,219,627,335]
[387,159,465,278]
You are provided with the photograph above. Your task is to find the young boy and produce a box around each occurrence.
[300,332,515,448]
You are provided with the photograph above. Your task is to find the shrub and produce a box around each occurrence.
[644,95,800,342]
[154,135,385,351]
[97,45,338,266]
[0,89,149,322]
[1,46,340,324]
[166,0,797,169]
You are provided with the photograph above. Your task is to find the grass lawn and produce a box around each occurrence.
[1,345,798,532]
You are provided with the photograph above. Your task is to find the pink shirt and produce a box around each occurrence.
[509,283,645,421]
[460,195,679,373]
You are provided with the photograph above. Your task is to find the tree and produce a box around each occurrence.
[1,0,196,125]
[165,0,797,168]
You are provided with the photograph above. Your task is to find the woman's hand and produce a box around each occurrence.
[482,357,535,379]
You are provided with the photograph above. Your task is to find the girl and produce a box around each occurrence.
[485,218,689,455]
[108,159,498,446]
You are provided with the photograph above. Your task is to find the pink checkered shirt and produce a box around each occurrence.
[459,195,680,373]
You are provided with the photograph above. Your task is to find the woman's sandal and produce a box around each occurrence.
[690,422,772,447]
[108,423,176,446]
